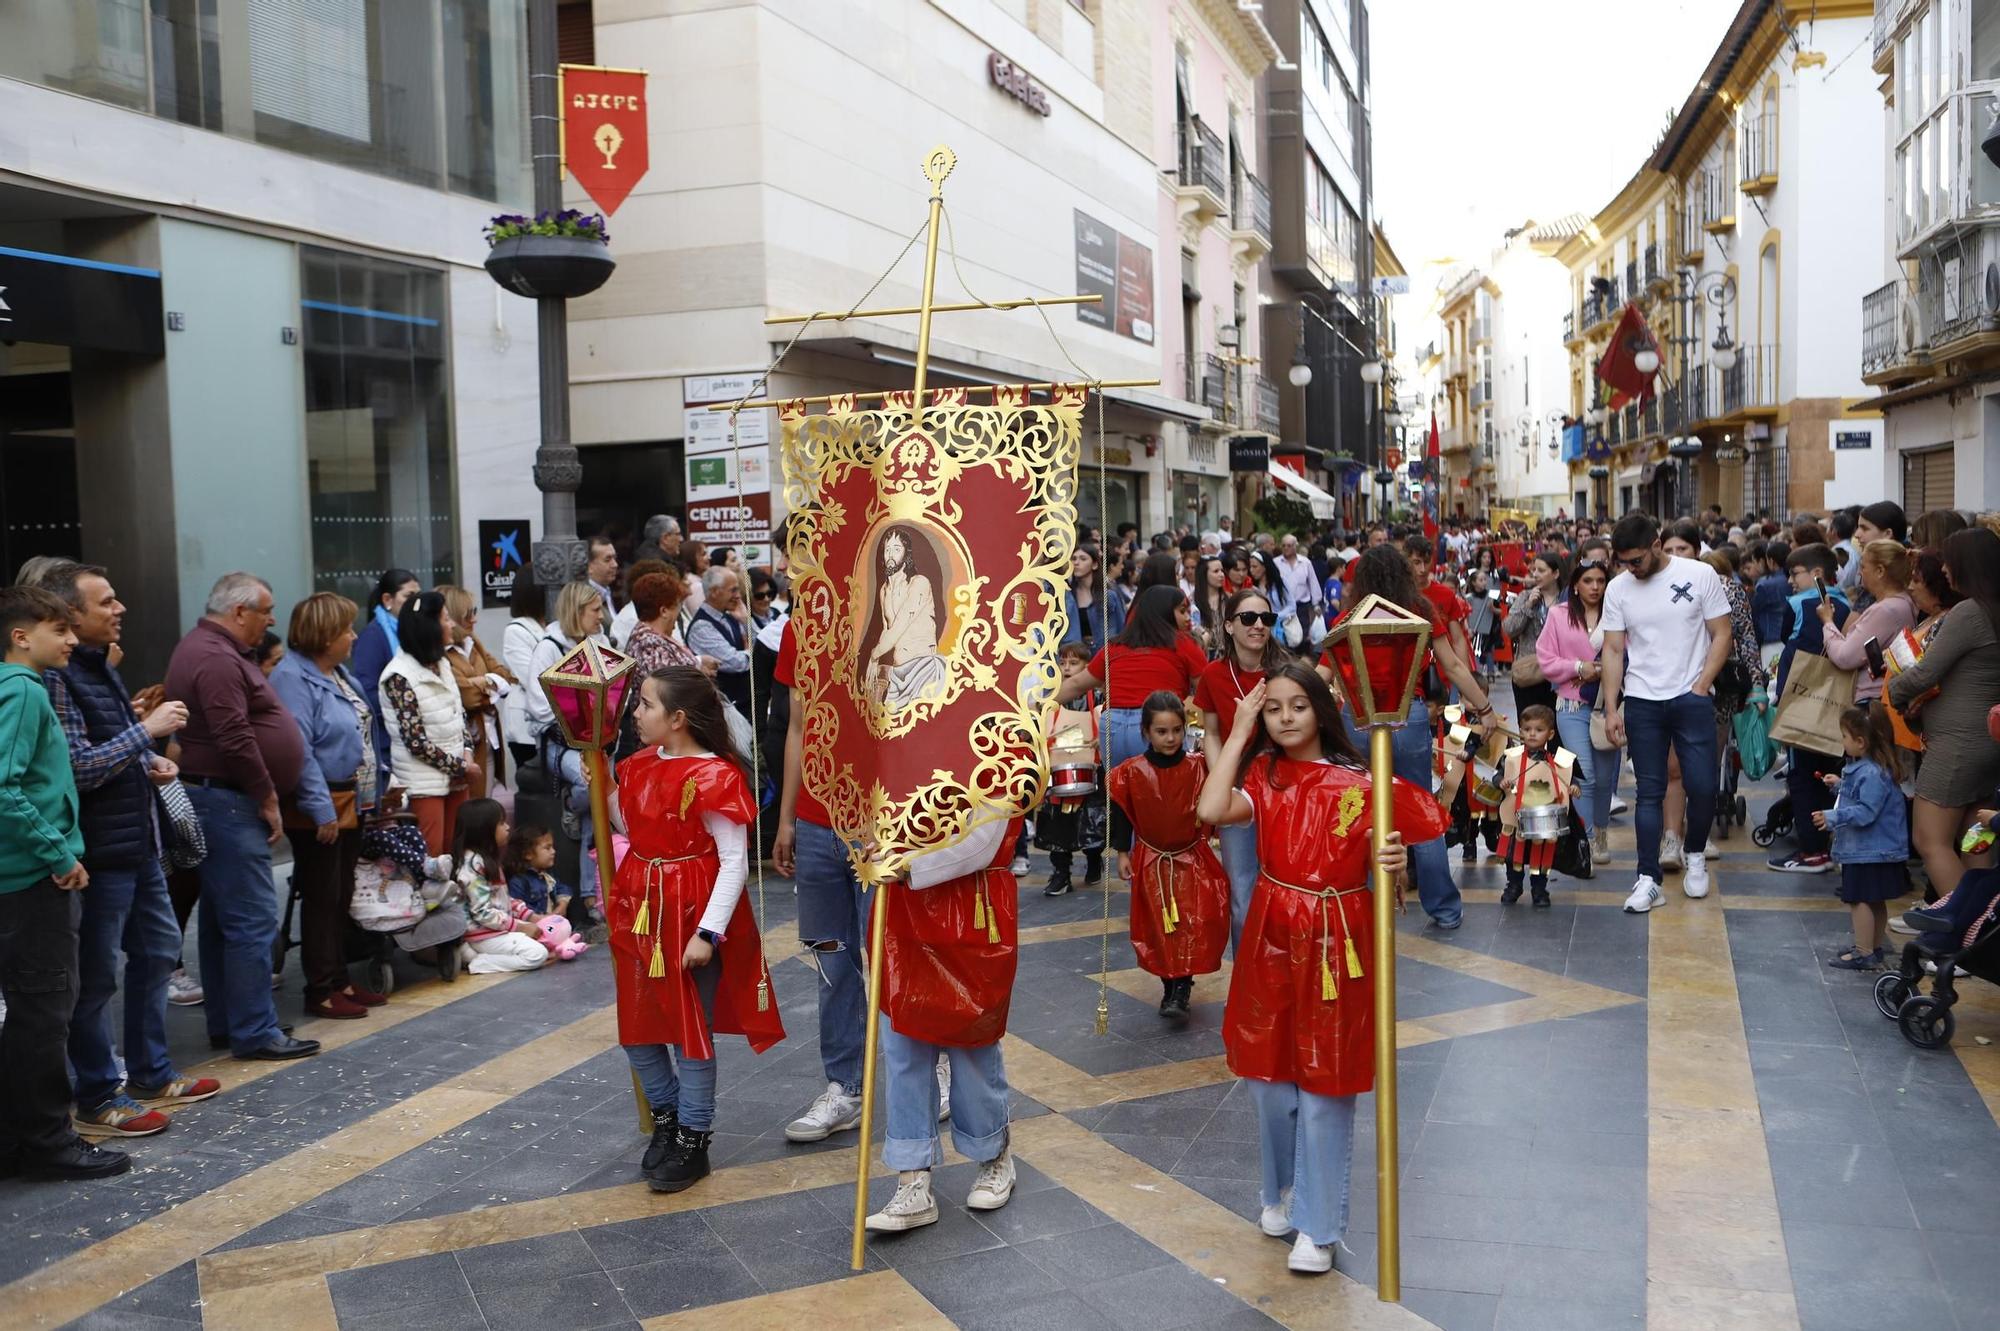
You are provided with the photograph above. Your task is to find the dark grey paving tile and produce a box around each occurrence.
[705,1190,886,1290]
[454,1230,600,1291]
[74,1260,201,1325]
[1785,1219,1938,1282]
[1014,1221,1175,1289]
[1167,1133,1264,1184]
[1098,1130,1190,1175]
[968,1182,1110,1245]
[213,1207,368,1252]
[1491,1291,1645,1331]
[61,1313,199,1331]
[1177,1172,1262,1224]
[1094,1099,1218,1139]
[1396,1235,1519,1295]
[474,1270,631,1331]
[1502,1241,1643,1302]
[339,1295,492,1331]
[327,1252,472,1319]
[1399,1286,1500,1331]
[300,1171,440,1224]
[1794,1273,1958,1331]
[897,1243,1062,1317]
[578,1211,730,1271]
[603,1250,760,1319]
[952,1289,1123,1331]
[1075,1262,1271,1331]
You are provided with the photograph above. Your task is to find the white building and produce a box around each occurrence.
[0,3,544,678]
[1484,222,1575,515]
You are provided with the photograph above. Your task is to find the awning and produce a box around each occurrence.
[1266,461,1338,519]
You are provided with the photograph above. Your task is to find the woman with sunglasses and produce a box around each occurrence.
[1057,585,1206,776]
[1195,587,1291,951]
[1537,556,1620,857]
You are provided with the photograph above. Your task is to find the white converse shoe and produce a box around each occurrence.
[1287,1232,1334,1273]
[1623,876,1665,914]
[865,1170,939,1231]
[1259,1188,1293,1238]
[1609,794,1629,816]
[1683,852,1710,899]
[784,1081,863,1142]
[1659,831,1686,872]
[936,1053,952,1123]
[965,1151,1016,1210]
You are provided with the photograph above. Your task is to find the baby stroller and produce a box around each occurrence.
[1710,665,1756,841]
[1750,794,1793,849]
[349,817,469,991]
[1873,909,2000,1049]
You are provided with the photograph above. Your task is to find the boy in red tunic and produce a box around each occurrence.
[862,816,1022,1234]
[1198,663,1446,1274]
[608,667,783,1193]
[1492,704,1577,908]
[1108,691,1229,1020]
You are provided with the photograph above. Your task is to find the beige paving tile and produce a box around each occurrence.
[640,1269,951,1330]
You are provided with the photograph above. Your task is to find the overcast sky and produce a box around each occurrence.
[1369,0,1801,284]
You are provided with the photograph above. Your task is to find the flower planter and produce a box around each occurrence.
[484,234,615,300]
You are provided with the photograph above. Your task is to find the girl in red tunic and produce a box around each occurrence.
[1109,691,1229,1021]
[607,666,783,1194]
[1197,663,1446,1275]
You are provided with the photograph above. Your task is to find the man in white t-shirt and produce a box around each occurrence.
[1600,513,1733,915]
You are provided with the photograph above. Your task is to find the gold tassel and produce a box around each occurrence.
[1168,885,1180,926]
[631,896,651,937]
[756,970,771,1012]
[648,936,666,978]
[1345,934,1365,980]
[1162,899,1176,936]
[972,888,986,932]
[1321,955,1337,1001]
[985,885,1000,944]
[1094,995,1109,1036]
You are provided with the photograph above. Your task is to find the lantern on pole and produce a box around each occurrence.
[539,637,641,1117]
[1317,592,1432,1304]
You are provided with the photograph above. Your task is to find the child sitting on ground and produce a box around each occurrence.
[452,799,553,973]
[1494,704,1576,908]
[1815,706,1911,970]
[504,823,576,917]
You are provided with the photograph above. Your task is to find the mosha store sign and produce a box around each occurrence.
[988,52,1051,117]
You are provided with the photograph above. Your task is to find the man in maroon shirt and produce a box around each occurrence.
[163,573,318,1061]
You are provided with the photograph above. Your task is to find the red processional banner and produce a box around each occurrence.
[780,386,1085,875]
[560,65,649,215]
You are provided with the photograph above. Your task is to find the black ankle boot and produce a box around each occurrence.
[1043,872,1074,898]
[1083,854,1106,885]
[646,1125,713,1193]
[1531,884,1551,908]
[1501,881,1523,905]
[1158,977,1191,1021]
[640,1108,679,1173]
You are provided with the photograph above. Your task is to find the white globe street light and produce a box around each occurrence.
[1360,359,1386,384]
[1633,347,1661,376]
[1711,338,1739,372]
[1289,359,1313,388]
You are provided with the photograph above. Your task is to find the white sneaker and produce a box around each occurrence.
[1623,876,1665,914]
[865,1170,939,1232]
[1592,827,1610,858]
[1259,1188,1293,1238]
[1009,856,1030,876]
[936,1053,952,1123]
[1287,1232,1333,1273]
[1659,832,1686,872]
[1610,794,1629,815]
[166,969,204,1007]
[1683,852,1710,899]
[1888,917,1918,936]
[966,1151,1015,1210]
[784,1081,862,1142]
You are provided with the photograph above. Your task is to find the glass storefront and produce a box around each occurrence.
[0,1,528,203]
[300,246,456,611]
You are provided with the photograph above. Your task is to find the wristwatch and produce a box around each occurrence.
[696,927,724,946]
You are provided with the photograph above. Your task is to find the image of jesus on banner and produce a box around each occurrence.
[861,524,950,716]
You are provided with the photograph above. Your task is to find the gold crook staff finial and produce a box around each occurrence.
[923,145,956,194]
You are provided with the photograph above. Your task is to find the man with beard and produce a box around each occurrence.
[864,527,947,715]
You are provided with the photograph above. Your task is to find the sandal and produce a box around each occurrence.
[1828,947,1884,971]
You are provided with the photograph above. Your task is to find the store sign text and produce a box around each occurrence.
[988,53,1051,116]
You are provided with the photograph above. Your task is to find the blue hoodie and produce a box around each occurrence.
[1775,586,1849,698]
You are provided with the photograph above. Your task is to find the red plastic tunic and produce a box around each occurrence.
[876,819,1022,1049]
[609,751,785,1057]
[1107,754,1228,979]
[1225,758,1447,1098]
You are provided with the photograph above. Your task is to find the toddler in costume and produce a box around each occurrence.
[1108,691,1229,1020]
[1198,663,1445,1274]
[607,666,784,1193]
[1033,642,1106,896]
[1492,704,1577,908]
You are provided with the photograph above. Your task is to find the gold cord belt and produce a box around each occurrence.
[967,868,1003,944]
[632,851,710,978]
[1138,837,1199,937]
[1260,870,1368,1002]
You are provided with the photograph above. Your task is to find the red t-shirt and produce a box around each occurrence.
[1422,579,1469,629]
[771,620,832,828]
[1193,657,1264,745]
[1088,637,1208,709]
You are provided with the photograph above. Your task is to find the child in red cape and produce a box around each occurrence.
[1108,691,1229,1021]
[1197,662,1446,1275]
[607,666,783,1194]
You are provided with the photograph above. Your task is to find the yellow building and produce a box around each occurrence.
[1433,268,1502,515]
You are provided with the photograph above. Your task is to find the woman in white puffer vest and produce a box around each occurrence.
[379,591,472,855]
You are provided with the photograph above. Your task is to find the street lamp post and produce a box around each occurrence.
[526,0,588,589]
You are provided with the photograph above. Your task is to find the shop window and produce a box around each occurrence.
[299,246,455,613]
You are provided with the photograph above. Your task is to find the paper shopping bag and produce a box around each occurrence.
[1768,654,1856,759]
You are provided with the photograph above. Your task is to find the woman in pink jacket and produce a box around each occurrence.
[1818,541,1916,706]
[1537,556,1620,854]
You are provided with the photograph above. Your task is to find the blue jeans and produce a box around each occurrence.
[540,735,597,886]
[1219,821,1258,957]
[1102,707,1146,776]
[1624,693,1718,881]
[794,819,872,1096]
[1554,703,1622,835]
[624,958,720,1129]
[1343,701,1460,927]
[69,856,181,1108]
[880,1014,1010,1170]
[188,785,284,1053]
[1246,1079,1356,1246]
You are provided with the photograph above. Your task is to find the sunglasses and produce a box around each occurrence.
[1578,558,1608,570]
[1233,611,1280,627]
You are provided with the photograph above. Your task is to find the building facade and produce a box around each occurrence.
[563,0,1282,548]
[1551,0,1880,523]
[1859,0,2000,514]
[0,2,544,679]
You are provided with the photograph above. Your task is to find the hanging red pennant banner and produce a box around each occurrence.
[561,65,649,216]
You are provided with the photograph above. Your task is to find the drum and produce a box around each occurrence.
[1516,802,1567,842]
[1049,763,1098,799]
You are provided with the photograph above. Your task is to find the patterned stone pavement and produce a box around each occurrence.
[4,771,1998,1331]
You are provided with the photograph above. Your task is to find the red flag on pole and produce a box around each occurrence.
[1596,302,1660,410]
[561,66,650,215]
[1423,410,1440,541]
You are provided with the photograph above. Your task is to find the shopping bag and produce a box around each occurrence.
[1553,807,1593,879]
[1768,654,1856,758]
[1733,692,1777,779]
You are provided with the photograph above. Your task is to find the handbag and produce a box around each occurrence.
[1509,598,1546,688]
[1768,653,1857,758]
[154,777,207,871]
[1588,691,1611,752]
[1553,806,1594,879]
[282,787,359,831]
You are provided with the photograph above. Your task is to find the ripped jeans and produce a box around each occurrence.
[794,819,873,1096]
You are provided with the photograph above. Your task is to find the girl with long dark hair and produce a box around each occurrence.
[1192,556,1228,656]
[351,565,421,787]
[380,591,469,855]
[451,798,554,973]
[1317,546,1494,929]
[1057,584,1207,773]
[1195,587,1290,949]
[605,666,782,1194]
[1196,663,1444,1275]
[1062,545,1110,652]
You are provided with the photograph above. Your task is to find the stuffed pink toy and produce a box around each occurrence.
[538,914,589,961]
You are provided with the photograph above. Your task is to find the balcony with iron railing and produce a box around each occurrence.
[1625,260,1639,301]
[1704,165,1737,232]
[1740,111,1778,195]
[1255,373,1281,433]
[1679,193,1705,261]
[1719,344,1778,417]
[1914,224,2000,355]
[1606,410,1622,445]
[1562,310,1578,344]
[1176,116,1228,223]
[1202,353,1233,421]
[1230,169,1272,256]
[1622,403,1639,441]
[1862,279,1931,383]
[1641,395,1659,438]
[1644,242,1665,290]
